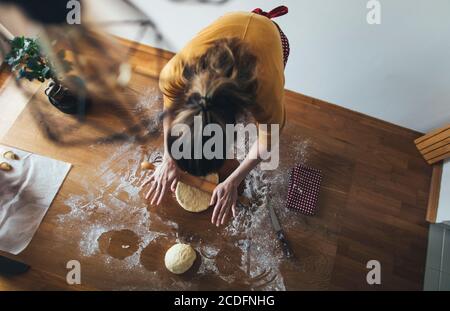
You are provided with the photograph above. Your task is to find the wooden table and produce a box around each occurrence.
[0,38,432,290]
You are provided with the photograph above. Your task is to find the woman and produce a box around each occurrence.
[144,6,289,226]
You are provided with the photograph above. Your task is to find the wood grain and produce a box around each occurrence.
[425,162,444,223]
[415,124,450,164]
[0,37,433,291]
[415,125,449,144]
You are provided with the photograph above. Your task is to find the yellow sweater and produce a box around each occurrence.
[159,12,286,142]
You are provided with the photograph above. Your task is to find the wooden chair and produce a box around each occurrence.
[415,124,450,222]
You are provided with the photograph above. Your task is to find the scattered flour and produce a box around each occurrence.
[57,94,314,290]
[79,224,108,257]
[220,127,313,290]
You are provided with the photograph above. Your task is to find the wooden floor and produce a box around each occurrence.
[0,39,432,291]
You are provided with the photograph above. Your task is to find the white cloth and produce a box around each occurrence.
[0,145,71,254]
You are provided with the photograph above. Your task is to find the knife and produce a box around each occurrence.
[265,196,294,259]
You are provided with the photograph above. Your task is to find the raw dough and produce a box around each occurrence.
[175,173,219,212]
[3,151,18,160]
[0,162,12,171]
[164,243,196,274]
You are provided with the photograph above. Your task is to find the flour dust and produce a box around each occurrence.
[57,95,313,290]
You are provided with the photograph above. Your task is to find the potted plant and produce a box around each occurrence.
[4,36,90,115]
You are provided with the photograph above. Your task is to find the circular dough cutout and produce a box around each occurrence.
[175,173,218,212]
[164,243,196,274]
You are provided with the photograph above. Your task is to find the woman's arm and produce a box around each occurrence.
[210,135,278,226]
[142,109,180,205]
[226,140,261,187]
[162,111,173,155]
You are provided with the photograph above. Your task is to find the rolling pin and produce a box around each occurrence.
[141,161,250,206]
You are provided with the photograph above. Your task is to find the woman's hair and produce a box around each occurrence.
[167,38,258,176]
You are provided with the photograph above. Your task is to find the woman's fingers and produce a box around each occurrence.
[216,198,230,226]
[209,189,218,207]
[221,203,231,225]
[145,178,172,205]
[141,156,180,206]
[231,202,237,218]
[145,181,157,200]
[170,177,178,192]
[156,182,167,206]
[151,182,161,205]
[151,182,162,205]
[211,199,223,225]
[142,179,150,187]
[211,188,225,224]
[142,174,155,187]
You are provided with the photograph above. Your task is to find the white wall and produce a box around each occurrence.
[87,0,450,133]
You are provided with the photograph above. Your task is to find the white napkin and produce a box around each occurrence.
[0,145,71,254]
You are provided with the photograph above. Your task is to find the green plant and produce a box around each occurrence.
[4,36,71,83]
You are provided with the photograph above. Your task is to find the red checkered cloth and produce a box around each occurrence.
[286,164,322,216]
[252,6,290,67]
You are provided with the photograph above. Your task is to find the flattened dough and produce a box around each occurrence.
[175,173,219,212]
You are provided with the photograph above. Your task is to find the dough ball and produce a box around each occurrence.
[164,243,196,274]
[175,173,219,212]
[0,162,12,171]
[141,161,153,170]
[3,151,18,160]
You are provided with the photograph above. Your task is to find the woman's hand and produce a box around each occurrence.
[210,177,239,227]
[143,155,179,206]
